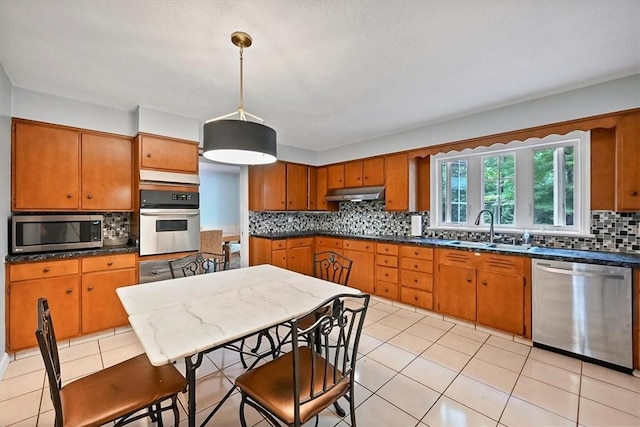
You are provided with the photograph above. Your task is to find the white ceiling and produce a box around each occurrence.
[1,1,639,153]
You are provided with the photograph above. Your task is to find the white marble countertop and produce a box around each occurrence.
[116,264,360,366]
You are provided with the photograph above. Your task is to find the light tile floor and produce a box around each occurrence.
[2,297,640,426]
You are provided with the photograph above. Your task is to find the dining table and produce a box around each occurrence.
[116,263,360,427]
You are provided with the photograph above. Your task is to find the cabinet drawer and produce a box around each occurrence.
[272,240,287,250]
[82,254,136,273]
[437,248,476,266]
[400,270,433,292]
[400,258,433,274]
[316,237,343,249]
[376,254,398,268]
[287,237,313,249]
[343,240,374,252]
[477,253,526,275]
[376,243,399,256]
[376,265,398,284]
[10,259,79,281]
[400,245,433,260]
[400,287,433,310]
[375,281,398,299]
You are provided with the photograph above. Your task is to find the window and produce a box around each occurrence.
[431,131,590,235]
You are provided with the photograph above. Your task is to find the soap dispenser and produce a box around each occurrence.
[522,229,531,247]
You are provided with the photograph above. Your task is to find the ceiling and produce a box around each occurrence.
[1,1,639,153]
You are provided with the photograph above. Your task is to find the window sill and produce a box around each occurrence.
[427,225,595,239]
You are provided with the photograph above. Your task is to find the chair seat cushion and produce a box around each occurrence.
[235,347,350,425]
[60,354,186,427]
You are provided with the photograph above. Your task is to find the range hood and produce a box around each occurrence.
[325,186,385,202]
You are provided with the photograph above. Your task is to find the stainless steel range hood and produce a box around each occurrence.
[325,186,385,202]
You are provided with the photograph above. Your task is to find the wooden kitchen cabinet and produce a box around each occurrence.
[363,157,385,186]
[249,236,272,265]
[249,165,264,211]
[316,167,338,211]
[399,245,434,310]
[476,270,524,335]
[327,164,345,189]
[316,236,343,255]
[343,239,375,293]
[81,133,133,211]
[249,161,310,211]
[375,243,399,299]
[12,120,80,210]
[286,163,309,211]
[384,153,410,211]
[345,161,363,188]
[307,167,317,210]
[615,112,640,211]
[287,237,314,276]
[80,254,136,334]
[7,259,81,351]
[262,161,287,211]
[437,263,476,321]
[138,134,199,173]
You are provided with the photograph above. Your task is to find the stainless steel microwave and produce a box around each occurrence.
[11,214,104,254]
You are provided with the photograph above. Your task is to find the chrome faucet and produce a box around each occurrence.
[474,209,496,243]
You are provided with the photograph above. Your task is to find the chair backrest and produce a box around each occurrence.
[290,293,370,423]
[168,252,228,278]
[200,229,223,253]
[35,298,64,426]
[313,251,353,286]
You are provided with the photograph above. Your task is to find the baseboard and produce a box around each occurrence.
[0,352,10,381]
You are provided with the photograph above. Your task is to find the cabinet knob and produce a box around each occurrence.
[43,267,50,273]
[466,277,472,283]
[631,191,638,196]
[482,280,487,286]
[146,153,152,158]
[87,286,94,291]
[414,251,418,256]
[66,193,73,198]
[414,279,418,283]
[365,245,369,249]
[384,248,389,252]
[414,264,418,269]
[66,288,73,294]
[414,296,418,301]
[87,194,93,199]
[107,261,113,266]
[384,259,388,264]
[384,273,389,277]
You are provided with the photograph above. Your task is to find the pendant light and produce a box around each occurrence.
[202,31,277,165]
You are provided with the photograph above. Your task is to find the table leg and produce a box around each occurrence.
[185,353,204,427]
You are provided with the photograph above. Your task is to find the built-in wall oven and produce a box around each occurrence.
[139,189,200,256]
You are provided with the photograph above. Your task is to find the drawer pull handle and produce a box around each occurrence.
[107,261,113,266]
[87,286,94,291]
[43,267,50,273]
[482,280,487,286]
[385,248,389,252]
[414,251,418,256]
[414,279,418,283]
[414,264,418,269]
[66,288,73,294]
[384,273,389,277]
[414,296,418,301]
[631,191,638,196]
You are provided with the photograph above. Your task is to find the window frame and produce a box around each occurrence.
[429,131,591,236]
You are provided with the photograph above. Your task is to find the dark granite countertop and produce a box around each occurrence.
[5,244,139,263]
[251,231,640,268]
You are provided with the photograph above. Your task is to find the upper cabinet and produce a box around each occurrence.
[327,164,345,189]
[316,167,338,211]
[249,161,310,211]
[344,158,385,188]
[616,112,640,211]
[384,153,412,211]
[12,119,133,212]
[137,134,199,174]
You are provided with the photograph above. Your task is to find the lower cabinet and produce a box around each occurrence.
[436,263,476,321]
[399,246,434,310]
[375,243,399,299]
[287,237,314,276]
[343,239,375,293]
[7,253,137,351]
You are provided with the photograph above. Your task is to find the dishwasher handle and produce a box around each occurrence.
[535,263,626,280]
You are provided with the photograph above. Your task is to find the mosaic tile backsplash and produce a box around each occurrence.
[103,212,130,239]
[249,203,640,253]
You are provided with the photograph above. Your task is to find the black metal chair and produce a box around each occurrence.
[35,298,186,427]
[235,293,370,427]
[313,251,353,286]
[168,251,227,278]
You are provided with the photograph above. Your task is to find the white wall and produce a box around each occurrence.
[137,106,200,142]
[317,73,640,165]
[0,64,12,378]
[199,164,240,234]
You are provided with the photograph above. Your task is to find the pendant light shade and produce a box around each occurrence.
[202,31,277,165]
[202,120,276,165]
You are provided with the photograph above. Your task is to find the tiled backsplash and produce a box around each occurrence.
[103,212,130,239]
[249,202,640,253]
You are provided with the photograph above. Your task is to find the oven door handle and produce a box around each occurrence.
[140,210,200,216]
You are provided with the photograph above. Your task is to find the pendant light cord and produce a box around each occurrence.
[239,45,245,117]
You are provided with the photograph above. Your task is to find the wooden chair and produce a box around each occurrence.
[235,293,370,427]
[35,298,186,427]
[200,229,224,254]
[168,252,228,278]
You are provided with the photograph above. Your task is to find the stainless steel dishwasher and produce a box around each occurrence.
[532,259,632,370]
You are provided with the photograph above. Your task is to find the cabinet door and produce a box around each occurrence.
[82,269,137,334]
[384,153,409,211]
[343,249,375,293]
[616,112,640,211]
[327,164,345,189]
[13,121,80,210]
[272,249,288,269]
[307,167,317,210]
[140,135,198,173]
[363,157,385,186]
[344,161,363,187]
[263,162,287,211]
[8,276,80,351]
[81,134,133,211]
[477,271,525,335]
[288,246,313,276]
[316,168,338,211]
[248,165,264,211]
[436,264,476,321]
[286,163,308,210]
[249,237,272,266]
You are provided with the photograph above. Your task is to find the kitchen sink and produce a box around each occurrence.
[447,240,531,252]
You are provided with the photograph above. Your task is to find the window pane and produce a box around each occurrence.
[451,160,467,223]
[534,146,575,226]
[533,148,554,224]
[482,155,514,225]
[564,147,574,226]
[441,164,447,222]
